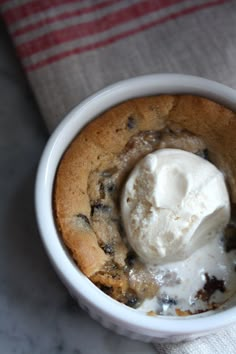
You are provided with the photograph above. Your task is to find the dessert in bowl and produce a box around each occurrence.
[35,74,236,342]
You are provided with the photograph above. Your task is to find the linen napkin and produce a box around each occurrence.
[1,0,236,352]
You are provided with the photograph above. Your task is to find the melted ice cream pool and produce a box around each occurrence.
[139,234,236,315]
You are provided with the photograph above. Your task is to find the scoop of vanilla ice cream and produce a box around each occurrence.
[121,149,230,265]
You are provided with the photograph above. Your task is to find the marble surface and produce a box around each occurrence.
[0,21,157,354]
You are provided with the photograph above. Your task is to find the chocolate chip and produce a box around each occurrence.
[106,182,116,194]
[118,220,126,237]
[76,213,90,226]
[126,251,137,267]
[102,244,114,255]
[159,294,177,306]
[127,116,136,130]
[224,224,236,252]
[99,183,105,199]
[196,149,209,160]
[91,202,112,216]
[99,180,116,197]
[126,293,139,308]
[100,285,112,295]
[196,273,225,302]
[124,140,135,151]
[203,149,209,160]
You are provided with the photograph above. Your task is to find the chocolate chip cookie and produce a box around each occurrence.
[54,95,236,307]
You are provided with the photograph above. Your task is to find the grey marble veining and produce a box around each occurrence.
[0,21,157,354]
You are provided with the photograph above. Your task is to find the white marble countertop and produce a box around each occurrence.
[0,20,157,354]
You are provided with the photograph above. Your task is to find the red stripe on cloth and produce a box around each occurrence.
[0,0,15,5]
[0,0,10,5]
[2,0,87,24]
[12,0,123,37]
[16,0,184,59]
[25,0,230,71]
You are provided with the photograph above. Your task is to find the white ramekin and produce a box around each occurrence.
[35,74,236,343]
